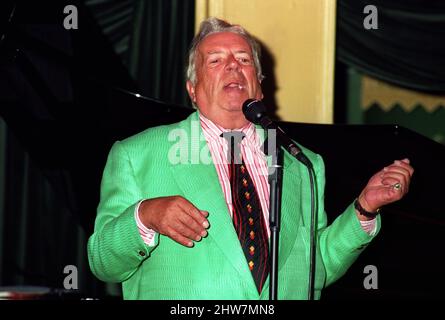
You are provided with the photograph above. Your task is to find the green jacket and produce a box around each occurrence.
[87,111,380,299]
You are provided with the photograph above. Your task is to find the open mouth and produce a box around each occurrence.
[224,82,245,91]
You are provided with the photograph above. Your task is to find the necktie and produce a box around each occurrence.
[222,132,269,294]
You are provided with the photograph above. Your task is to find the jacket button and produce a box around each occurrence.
[138,250,146,257]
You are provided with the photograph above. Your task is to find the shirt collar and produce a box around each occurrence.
[198,112,256,144]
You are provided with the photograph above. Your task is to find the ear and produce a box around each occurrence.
[186,80,196,103]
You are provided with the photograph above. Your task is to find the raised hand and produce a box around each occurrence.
[356,158,414,220]
[138,196,210,247]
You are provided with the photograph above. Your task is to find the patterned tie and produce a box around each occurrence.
[221,132,269,294]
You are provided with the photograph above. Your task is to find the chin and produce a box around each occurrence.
[224,98,246,110]
[223,104,243,113]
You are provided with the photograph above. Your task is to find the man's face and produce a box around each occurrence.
[187,32,263,121]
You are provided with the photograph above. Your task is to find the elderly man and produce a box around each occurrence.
[87,17,413,299]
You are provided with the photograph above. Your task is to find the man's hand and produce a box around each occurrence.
[357,158,414,220]
[139,196,210,247]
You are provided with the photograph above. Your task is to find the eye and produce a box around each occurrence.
[238,57,251,64]
[209,58,221,65]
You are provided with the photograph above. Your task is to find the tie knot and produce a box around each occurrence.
[220,131,245,164]
[220,131,246,141]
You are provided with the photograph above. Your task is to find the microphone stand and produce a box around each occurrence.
[243,99,317,300]
[268,145,284,300]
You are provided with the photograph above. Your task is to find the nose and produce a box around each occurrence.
[225,55,240,72]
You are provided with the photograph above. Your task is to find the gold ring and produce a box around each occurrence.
[393,183,402,190]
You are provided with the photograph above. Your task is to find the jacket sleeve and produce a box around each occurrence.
[87,141,159,283]
[314,154,381,286]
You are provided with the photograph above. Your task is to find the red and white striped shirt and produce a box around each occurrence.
[199,112,271,237]
[136,113,376,245]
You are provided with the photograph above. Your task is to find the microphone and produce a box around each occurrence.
[242,99,311,167]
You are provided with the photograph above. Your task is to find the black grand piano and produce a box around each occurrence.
[0,1,444,300]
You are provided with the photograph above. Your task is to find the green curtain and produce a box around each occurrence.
[337,0,445,93]
[86,0,195,107]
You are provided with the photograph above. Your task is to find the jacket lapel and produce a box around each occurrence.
[259,151,304,299]
[260,131,304,271]
[278,152,303,269]
[168,114,306,296]
[168,113,256,289]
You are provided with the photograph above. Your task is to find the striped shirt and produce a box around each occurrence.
[199,112,271,237]
[135,113,376,245]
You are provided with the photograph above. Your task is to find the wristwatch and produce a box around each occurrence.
[354,198,380,218]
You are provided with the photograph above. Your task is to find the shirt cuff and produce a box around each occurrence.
[360,218,377,236]
[134,200,158,246]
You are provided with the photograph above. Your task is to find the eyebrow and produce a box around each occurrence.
[206,50,223,55]
[206,50,250,55]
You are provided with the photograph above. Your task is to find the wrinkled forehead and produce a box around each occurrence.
[197,32,253,57]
